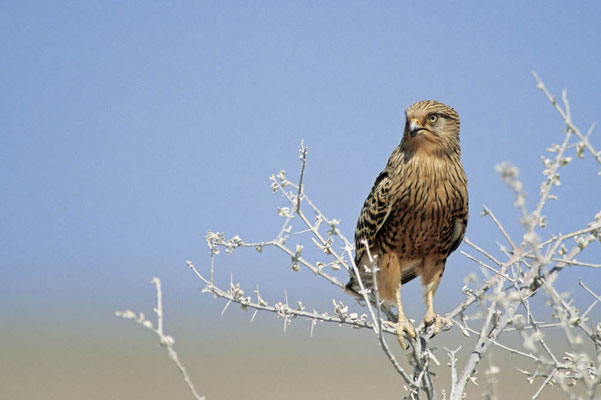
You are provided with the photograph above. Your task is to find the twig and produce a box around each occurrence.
[116,278,205,400]
[533,71,601,166]
[460,251,514,283]
[296,140,308,213]
[361,242,417,387]
[531,369,556,400]
[187,260,376,331]
[446,347,461,400]
[481,205,517,251]
[579,280,601,306]
[464,237,504,267]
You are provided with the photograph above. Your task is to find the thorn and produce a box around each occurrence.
[221,300,232,315]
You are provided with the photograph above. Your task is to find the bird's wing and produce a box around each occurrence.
[447,180,469,257]
[400,263,418,285]
[447,215,468,256]
[346,169,393,295]
[353,169,392,266]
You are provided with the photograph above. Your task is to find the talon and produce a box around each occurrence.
[423,312,451,335]
[384,318,416,349]
[398,317,417,349]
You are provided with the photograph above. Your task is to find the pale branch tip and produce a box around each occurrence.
[296,140,308,214]
[116,278,205,400]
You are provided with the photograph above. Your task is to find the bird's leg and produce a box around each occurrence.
[423,288,450,335]
[384,282,416,349]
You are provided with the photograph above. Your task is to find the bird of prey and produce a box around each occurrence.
[346,100,468,349]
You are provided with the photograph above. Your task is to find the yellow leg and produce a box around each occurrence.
[393,282,416,349]
[423,288,450,334]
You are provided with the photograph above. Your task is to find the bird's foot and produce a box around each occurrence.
[383,317,416,349]
[422,311,452,336]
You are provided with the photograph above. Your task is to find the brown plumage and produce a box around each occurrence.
[346,100,468,348]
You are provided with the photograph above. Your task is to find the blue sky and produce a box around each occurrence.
[1,2,601,398]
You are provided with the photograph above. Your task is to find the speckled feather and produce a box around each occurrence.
[346,100,468,302]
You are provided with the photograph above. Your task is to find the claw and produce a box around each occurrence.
[423,311,451,335]
[397,316,417,349]
[423,286,452,336]
[383,318,416,349]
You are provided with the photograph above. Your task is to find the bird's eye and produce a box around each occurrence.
[427,114,438,124]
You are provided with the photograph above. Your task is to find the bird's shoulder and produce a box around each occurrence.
[353,148,406,253]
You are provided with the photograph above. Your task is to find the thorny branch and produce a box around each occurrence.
[355,244,418,390]
[116,278,205,400]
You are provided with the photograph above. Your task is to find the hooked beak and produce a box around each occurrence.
[408,119,423,137]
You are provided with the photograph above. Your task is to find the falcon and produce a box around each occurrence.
[346,100,468,348]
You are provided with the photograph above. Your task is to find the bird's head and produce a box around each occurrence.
[402,100,461,156]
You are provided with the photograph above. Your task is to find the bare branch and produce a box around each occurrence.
[116,278,205,400]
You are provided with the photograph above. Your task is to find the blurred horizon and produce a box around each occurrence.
[2,2,601,399]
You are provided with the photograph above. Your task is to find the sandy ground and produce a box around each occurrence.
[1,313,574,400]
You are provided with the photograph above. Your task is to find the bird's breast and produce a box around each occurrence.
[377,156,467,258]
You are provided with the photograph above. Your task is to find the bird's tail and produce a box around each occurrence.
[345,256,375,297]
